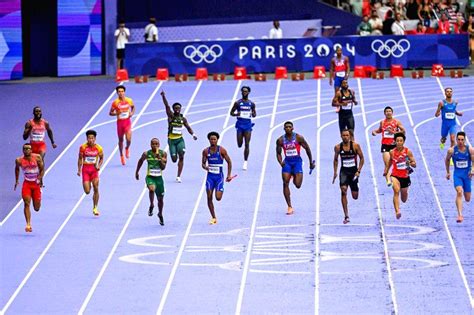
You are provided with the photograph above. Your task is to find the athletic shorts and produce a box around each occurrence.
[31,142,46,154]
[116,48,125,59]
[453,174,471,193]
[391,175,411,189]
[338,113,354,133]
[282,157,303,174]
[146,175,165,196]
[82,164,99,182]
[206,173,224,192]
[441,122,457,138]
[22,180,41,201]
[168,137,186,157]
[381,144,396,153]
[117,118,132,138]
[340,170,359,192]
[236,119,254,133]
[334,76,345,89]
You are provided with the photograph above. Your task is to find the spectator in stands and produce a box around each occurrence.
[467,15,474,63]
[418,0,433,27]
[350,0,363,16]
[437,12,451,33]
[358,15,373,35]
[269,20,283,39]
[392,12,406,34]
[453,14,464,33]
[451,0,460,13]
[144,17,158,43]
[114,20,130,70]
[369,9,384,34]
[383,10,395,34]
[415,21,427,33]
[396,2,408,19]
[406,0,420,20]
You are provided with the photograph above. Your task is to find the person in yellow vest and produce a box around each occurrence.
[160,90,197,183]
[135,138,167,225]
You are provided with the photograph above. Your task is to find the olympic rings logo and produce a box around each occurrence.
[371,39,410,58]
[183,44,223,64]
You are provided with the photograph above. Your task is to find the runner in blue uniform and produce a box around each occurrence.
[276,121,315,215]
[230,86,256,171]
[435,87,463,149]
[202,131,233,225]
[445,132,474,223]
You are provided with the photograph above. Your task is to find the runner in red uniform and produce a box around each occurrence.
[77,130,104,216]
[109,85,135,165]
[329,47,350,97]
[384,133,416,219]
[14,143,44,232]
[372,106,405,175]
[23,106,57,162]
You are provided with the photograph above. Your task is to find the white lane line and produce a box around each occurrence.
[360,78,399,314]
[156,81,236,315]
[315,116,338,315]
[235,79,281,315]
[1,81,163,314]
[78,81,203,314]
[222,80,243,129]
[397,79,474,308]
[396,78,414,127]
[317,79,321,128]
[0,84,123,227]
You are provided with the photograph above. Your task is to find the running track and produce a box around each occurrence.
[1,76,473,314]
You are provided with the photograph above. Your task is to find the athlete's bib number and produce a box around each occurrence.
[383,130,394,138]
[239,111,251,119]
[84,156,97,164]
[336,71,346,78]
[444,112,455,119]
[119,111,130,119]
[24,168,39,181]
[396,162,407,170]
[149,168,162,176]
[208,165,221,174]
[285,149,298,157]
[456,160,468,168]
[31,132,45,142]
[342,159,356,168]
[172,126,183,134]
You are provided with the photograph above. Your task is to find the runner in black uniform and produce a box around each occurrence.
[332,79,358,140]
[332,129,365,224]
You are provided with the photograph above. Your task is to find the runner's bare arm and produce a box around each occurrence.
[23,121,32,140]
[45,121,57,148]
[135,152,147,180]
[160,90,173,117]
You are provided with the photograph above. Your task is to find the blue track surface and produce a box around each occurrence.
[1,76,473,314]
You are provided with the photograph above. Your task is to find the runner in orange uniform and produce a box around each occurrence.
[14,143,44,232]
[109,85,135,165]
[77,130,104,216]
[23,106,57,162]
[384,133,416,219]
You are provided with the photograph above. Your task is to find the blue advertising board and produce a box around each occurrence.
[125,34,469,76]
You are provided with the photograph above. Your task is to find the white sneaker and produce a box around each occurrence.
[176,177,181,183]
[243,161,248,171]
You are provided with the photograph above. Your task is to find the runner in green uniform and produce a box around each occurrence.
[160,90,197,183]
[135,138,167,225]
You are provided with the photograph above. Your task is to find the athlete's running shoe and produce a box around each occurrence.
[343,217,350,224]
[25,225,32,233]
[93,207,100,216]
[125,148,130,159]
[148,205,154,216]
[120,155,126,165]
[456,215,463,223]
[176,176,182,183]
[395,211,401,220]
[286,207,294,215]
[158,212,164,225]
[439,142,445,150]
[209,217,217,225]
[387,180,392,187]
[243,160,248,171]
